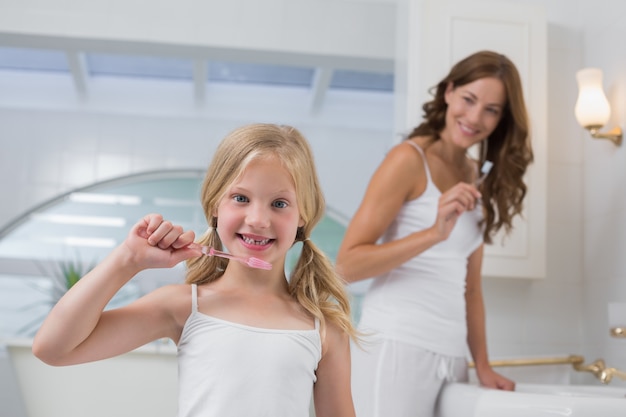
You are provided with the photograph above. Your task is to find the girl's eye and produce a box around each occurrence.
[463,96,474,104]
[486,107,500,116]
[273,200,288,209]
[233,195,248,203]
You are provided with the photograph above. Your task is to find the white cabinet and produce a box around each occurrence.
[395,0,547,279]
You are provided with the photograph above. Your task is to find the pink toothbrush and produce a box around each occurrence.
[194,244,272,270]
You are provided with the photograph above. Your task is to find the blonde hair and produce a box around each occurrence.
[185,123,357,340]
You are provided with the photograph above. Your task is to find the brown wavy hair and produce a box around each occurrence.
[185,123,357,340]
[408,50,533,243]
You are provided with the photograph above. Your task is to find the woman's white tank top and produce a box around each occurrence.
[176,284,322,417]
[358,142,484,357]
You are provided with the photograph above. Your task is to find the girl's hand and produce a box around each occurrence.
[433,183,481,240]
[124,214,202,269]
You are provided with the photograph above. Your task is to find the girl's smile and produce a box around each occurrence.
[239,233,273,251]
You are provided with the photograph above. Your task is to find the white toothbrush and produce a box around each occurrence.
[475,160,493,187]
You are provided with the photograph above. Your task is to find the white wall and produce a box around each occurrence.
[578,0,626,385]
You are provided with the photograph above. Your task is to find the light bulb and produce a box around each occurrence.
[574,68,610,128]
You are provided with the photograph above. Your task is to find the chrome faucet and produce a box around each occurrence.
[574,358,626,384]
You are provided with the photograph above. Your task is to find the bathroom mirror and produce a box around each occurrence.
[0,169,208,264]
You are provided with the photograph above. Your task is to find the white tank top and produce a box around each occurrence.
[176,284,322,417]
[358,142,483,356]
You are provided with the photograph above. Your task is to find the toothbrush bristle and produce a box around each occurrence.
[246,257,272,270]
[199,244,272,270]
[481,160,493,174]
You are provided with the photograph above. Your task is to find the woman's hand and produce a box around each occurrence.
[476,366,516,391]
[433,182,481,240]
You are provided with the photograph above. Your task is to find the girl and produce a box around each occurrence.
[337,51,533,417]
[33,123,358,417]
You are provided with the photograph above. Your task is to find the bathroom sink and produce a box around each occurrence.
[517,383,625,398]
[436,382,626,417]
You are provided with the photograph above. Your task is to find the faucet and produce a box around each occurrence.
[574,358,626,384]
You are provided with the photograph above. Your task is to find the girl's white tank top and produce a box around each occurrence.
[177,284,322,417]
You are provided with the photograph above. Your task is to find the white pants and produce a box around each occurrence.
[351,338,468,417]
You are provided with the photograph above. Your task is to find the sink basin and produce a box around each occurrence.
[436,382,626,417]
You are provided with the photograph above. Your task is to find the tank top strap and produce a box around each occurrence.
[405,140,433,183]
[314,317,320,330]
[190,283,198,313]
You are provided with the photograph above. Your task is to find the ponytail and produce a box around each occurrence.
[185,220,227,285]
[288,238,359,342]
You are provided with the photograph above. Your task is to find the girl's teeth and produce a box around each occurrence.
[242,236,269,245]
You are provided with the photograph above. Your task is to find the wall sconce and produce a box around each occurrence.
[574,68,622,146]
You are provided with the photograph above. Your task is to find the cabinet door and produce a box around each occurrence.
[395,0,547,279]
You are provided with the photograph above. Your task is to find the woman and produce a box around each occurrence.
[337,51,533,417]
